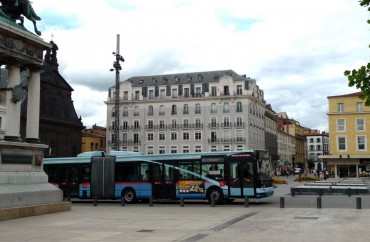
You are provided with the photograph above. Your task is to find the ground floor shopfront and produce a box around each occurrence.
[322,155,370,178]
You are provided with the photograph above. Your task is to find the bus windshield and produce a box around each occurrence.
[257,158,272,178]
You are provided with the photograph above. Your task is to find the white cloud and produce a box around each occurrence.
[22,0,370,130]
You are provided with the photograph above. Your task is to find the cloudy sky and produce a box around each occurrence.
[24,0,368,131]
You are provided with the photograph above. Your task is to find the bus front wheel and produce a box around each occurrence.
[207,188,223,204]
[122,188,136,203]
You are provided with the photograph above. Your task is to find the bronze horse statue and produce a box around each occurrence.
[0,0,41,36]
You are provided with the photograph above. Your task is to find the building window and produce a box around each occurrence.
[134,106,139,116]
[172,105,177,115]
[135,91,140,100]
[133,133,139,144]
[236,102,242,112]
[159,146,165,154]
[183,119,189,128]
[147,146,154,155]
[160,89,165,98]
[148,120,154,129]
[182,146,190,153]
[310,145,314,151]
[183,132,189,140]
[195,132,201,140]
[211,131,217,142]
[171,119,177,128]
[211,146,218,152]
[123,107,128,117]
[195,145,202,152]
[195,119,202,128]
[171,146,177,153]
[148,106,154,116]
[147,133,154,141]
[159,133,165,140]
[172,88,177,98]
[122,121,128,130]
[211,86,217,96]
[223,102,229,113]
[338,136,346,151]
[223,86,229,95]
[122,133,128,143]
[195,103,201,114]
[236,130,243,141]
[134,120,140,129]
[316,138,321,143]
[357,136,366,150]
[195,87,201,97]
[237,85,242,95]
[123,91,128,100]
[184,88,190,97]
[211,103,217,113]
[337,119,345,131]
[171,132,177,140]
[309,138,314,143]
[356,118,365,131]
[159,105,165,115]
[223,117,230,127]
[337,103,344,112]
[183,104,189,115]
[211,117,217,128]
[149,90,154,99]
[159,120,165,129]
[236,117,243,127]
[356,102,363,112]
[316,145,321,151]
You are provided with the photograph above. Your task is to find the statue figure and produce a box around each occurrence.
[0,0,42,36]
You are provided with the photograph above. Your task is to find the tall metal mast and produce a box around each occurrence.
[111,34,124,150]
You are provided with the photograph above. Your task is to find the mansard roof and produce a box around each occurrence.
[123,69,252,87]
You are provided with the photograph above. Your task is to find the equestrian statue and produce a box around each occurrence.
[0,0,42,36]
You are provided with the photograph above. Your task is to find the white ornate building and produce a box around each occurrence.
[105,70,268,154]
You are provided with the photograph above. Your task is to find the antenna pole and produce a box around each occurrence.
[112,34,124,150]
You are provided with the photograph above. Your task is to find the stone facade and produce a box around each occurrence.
[106,70,269,153]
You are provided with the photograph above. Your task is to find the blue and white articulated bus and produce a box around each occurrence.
[43,150,274,204]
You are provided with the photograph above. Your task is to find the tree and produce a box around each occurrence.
[344,0,370,105]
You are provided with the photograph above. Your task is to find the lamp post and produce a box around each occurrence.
[110,34,124,151]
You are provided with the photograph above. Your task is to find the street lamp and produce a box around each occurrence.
[110,34,124,151]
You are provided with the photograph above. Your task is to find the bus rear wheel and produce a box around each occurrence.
[122,188,136,203]
[207,188,223,204]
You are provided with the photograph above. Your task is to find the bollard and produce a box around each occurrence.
[93,196,97,207]
[317,197,322,209]
[291,188,295,197]
[211,196,215,207]
[244,196,249,207]
[318,189,323,197]
[347,188,352,197]
[356,197,362,209]
[149,196,153,207]
[280,197,285,208]
[121,197,125,207]
[180,197,184,207]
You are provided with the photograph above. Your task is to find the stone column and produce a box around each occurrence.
[4,64,21,141]
[25,69,41,143]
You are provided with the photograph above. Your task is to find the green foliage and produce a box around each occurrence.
[345,0,370,105]
[307,160,315,170]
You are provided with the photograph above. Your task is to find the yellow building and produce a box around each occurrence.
[322,92,370,178]
[81,125,106,153]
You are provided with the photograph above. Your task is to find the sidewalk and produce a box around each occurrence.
[1,204,370,242]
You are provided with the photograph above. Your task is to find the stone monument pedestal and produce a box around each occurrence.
[0,18,71,220]
[0,141,71,221]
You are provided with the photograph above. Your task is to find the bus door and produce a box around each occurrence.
[151,163,176,199]
[59,165,80,198]
[227,155,255,198]
[91,156,115,199]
